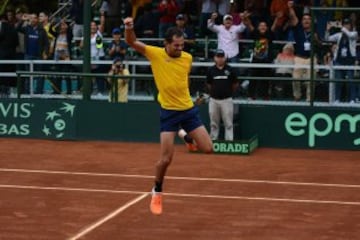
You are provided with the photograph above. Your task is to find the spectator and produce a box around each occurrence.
[244,17,274,100]
[244,0,269,28]
[80,21,106,95]
[39,11,55,47]
[229,1,242,25]
[107,27,127,61]
[17,13,50,94]
[174,14,195,53]
[273,43,295,99]
[314,0,333,40]
[293,0,313,16]
[349,11,360,29]
[50,20,73,95]
[179,0,199,26]
[126,0,152,21]
[198,0,217,37]
[134,3,159,39]
[319,43,336,78]
[0,14,18,97]
[325,0,349,21]
[99,0,123,37]
[270,0,291,40]
[39,11,55,87]
[107,57,130,103]
[215,0,231,20]
[206,49,238,141]
[325,18,358,103]
[13,7,27,80]
[158,0,180,38]
[288,2,321,101]
[70,0,84,39]
[5,8,17,26]
[207,12,247,62]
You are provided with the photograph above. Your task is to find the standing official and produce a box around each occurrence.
[206,49,238,141]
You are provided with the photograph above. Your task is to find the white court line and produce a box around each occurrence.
[0,167,360,189]
[1,184,360,207]
[67,193,148,240]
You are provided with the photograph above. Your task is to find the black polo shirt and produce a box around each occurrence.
[206,64,238,100]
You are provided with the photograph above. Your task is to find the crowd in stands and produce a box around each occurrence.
[0,0,360,103]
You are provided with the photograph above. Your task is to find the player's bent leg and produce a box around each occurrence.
[188,126,213,153]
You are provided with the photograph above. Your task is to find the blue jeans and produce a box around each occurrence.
[334,62,355,101]
[24,55,44,94]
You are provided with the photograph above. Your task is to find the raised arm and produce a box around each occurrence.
[207,12,220,33]
[325,22,340,42]
[342,27,358,40]
[242,11,254,32]
[287,1,298,27]
[123,17,146,56]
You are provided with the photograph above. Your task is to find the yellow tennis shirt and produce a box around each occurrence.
[144,45,194,110]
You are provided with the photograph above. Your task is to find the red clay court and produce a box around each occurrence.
[0,138,360,240]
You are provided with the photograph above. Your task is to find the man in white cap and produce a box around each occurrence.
[207,12,246,62]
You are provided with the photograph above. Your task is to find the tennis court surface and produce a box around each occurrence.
[0,138,360,240]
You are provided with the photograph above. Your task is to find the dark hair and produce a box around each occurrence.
[164,27,184,43]
[258,19,269,26]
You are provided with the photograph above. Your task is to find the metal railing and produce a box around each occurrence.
[4,59,360,108]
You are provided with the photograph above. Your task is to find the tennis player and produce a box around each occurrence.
[123,17,213,215]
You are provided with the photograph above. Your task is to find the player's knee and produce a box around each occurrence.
[159,156,172,166]
[202,143,213,154]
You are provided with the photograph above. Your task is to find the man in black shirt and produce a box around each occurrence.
[206,49,238,141]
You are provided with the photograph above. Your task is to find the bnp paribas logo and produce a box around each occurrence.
[42,102,75,139]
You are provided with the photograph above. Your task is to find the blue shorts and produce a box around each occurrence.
[160,106,203,133]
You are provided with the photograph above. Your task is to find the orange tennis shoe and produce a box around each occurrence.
[185,142,198,152]
[150,189,163,215]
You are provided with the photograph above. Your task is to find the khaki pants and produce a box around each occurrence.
[209,97,234,141]
[292,56,316,101]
